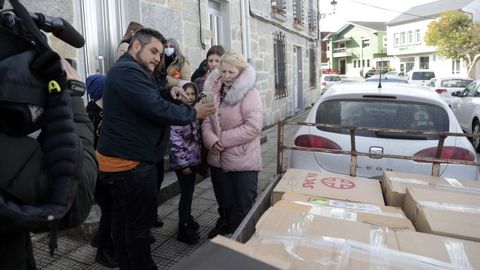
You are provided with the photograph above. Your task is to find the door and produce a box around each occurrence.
[295,46,304,110]
[339,58,346,75]
[80,0,125,77]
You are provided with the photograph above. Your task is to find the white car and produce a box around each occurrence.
[406,70,436,86]
[428,77,473,104]
[385,71,405,77]
[321,75,342,93]
[290,83,479,180]
[450,81,480,152]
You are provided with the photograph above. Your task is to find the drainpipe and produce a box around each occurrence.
[241,0,252,62]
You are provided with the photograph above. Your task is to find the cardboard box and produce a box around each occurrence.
[272,169,384,206]
[392,231,480,269]
[273,197,414,231]
[383,171,480,207]
[403,187,480,242]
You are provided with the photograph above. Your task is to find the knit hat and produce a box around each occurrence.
[86,74,106,101]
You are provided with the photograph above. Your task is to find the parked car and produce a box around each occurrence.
[406,70,436,86]
[321,75,342,93]
[365,75,408,84]
[428,77,474,105]
[290,83,478,180]
[364,69,387,79]
[385,71,405,77]
[450,81,480,152]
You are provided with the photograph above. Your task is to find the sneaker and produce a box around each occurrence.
[177,222,200,245]
[95,248,118,268]
[188,215,200,231]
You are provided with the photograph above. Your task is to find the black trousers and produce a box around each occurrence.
[100,162,158,270]
[209,166,228,212]
[175,167,197,224]
[93,177,114,250]
[224,171,258,231]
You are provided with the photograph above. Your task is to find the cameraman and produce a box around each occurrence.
[0,55,97,269]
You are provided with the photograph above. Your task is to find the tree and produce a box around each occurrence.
[424,10,480,78]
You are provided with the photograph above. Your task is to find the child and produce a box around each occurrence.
[169,80,202,244]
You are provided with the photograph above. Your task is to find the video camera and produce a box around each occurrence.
[0,0,86,253]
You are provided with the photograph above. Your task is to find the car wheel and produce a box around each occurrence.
[472,120,480,152]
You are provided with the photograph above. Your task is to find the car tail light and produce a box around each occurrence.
[414,147,475,162]
[435,89,448,94]
[294,135,342,150]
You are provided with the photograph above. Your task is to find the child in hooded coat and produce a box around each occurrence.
[169,80,202,244]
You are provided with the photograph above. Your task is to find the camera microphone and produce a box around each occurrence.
[30,12,85,48]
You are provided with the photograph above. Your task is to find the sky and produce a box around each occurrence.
[319,0,435,32]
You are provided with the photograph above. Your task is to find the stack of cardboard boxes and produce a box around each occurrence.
[174,169,480,269]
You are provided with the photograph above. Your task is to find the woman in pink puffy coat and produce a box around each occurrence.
[201,51,263,237]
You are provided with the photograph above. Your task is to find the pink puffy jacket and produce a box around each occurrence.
[201,65,263,172]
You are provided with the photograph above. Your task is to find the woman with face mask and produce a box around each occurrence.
[163,38,191,87]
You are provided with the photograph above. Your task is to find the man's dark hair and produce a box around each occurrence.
[128,28,166,51]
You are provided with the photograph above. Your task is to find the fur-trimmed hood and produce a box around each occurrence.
[203,64,257,105]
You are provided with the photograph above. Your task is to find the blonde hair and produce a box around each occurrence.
[220,51,248,73]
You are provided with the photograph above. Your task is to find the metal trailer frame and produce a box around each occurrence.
[231,120,480,243]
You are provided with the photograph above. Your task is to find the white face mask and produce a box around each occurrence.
[164,47,175,57]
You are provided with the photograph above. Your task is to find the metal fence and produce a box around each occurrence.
[277,120,480,176]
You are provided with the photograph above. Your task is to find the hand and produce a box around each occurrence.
[194,102,216,119]
[182,167,192,175]
[212,141,224,153]
[170,86,190,103]
[61,58,81,81]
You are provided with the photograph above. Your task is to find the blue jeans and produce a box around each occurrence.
[99,162,158,270]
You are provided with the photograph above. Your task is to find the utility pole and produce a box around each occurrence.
[360,37,364,77]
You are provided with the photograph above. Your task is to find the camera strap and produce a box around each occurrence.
[2,0,82,255]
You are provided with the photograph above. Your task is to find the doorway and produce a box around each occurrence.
[293,46,304,110]
[339,58,346,75]
[79,0,125,77]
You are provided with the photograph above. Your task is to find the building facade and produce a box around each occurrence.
[386,0,480,78]
[16,0,323,127]
[325,21,390,77]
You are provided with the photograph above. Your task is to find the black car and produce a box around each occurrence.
[364,69,387,79]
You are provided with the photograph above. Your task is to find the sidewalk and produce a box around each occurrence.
[32,108,311,270]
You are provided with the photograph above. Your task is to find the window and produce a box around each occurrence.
[383,36,388,47]
[293,0,304,25]
[394,33,400,46]
[367,59,370,67]
[407,31,413,44]
[420,56,429,69]
[353,60,357,68]
[452,60,461,74]
[309,47,316,87]
[316,100,449,139]
[362,39,370,48]
[207,1,223,48]
[362,60,365,67]
[271,0,287,16]
[307,0,317,32]
[273,32,287,98]
[415,30,421,43]
[376,61,390,70]
[400,32,406,45]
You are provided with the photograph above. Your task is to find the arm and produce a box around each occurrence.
[115,67,196,126]
[201,115,220,151]
[221,90,263,148]
[169,126,190,168]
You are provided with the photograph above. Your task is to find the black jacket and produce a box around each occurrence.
[97,53,197,162]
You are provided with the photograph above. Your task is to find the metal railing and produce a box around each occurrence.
[277,121,480,176]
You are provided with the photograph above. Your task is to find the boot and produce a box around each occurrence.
[208,208,229,239]
[188,215,200,231]
[95,248,119,268]
[177,222,200,245]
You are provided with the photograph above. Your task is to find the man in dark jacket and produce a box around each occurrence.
[96,28,215,270]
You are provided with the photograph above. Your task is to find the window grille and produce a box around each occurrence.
[271,0,287,16]
[273,32,287,99]
[309,47,316,87]
[307,8,317,32]
[293,0,304,25]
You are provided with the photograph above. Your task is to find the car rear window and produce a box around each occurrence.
[316,99,449,139]
[440,79,473,88]
[411,72,435,80]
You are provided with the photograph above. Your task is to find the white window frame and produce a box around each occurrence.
[207,0,223,48]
